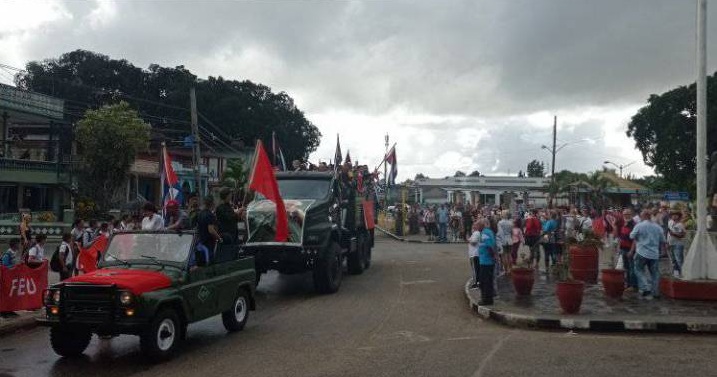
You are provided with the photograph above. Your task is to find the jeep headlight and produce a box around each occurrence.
[306,234,320,243]
[44,289,60,305]
[119,291,134,306]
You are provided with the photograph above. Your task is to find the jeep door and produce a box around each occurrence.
[213,245,255,312]
[180,265,219,321]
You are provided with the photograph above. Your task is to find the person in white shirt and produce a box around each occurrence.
[141,203,164,231]
[578,207,593,232]
[27,234,47,267]
[468,221,482,288]
[58,233,73,280]
[667,211,686,278]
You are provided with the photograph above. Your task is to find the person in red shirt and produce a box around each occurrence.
[524,210,542,269]
[618,209,638,290]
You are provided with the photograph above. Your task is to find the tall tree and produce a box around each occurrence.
[627,72,717,193]
[16,49,321,161]
[527,160,545,177]
[75,102,150,211]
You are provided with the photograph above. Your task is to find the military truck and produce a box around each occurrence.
[38,231,256,360]
[243,170,375,294]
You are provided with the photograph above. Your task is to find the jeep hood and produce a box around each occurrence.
[63,269,172,295]
[247,199,314,244]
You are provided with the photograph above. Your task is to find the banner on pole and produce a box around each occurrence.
[0,261,48,311]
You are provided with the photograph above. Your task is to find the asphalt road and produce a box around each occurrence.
[0,235,716,377]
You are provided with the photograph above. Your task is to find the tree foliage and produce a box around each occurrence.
[527,160,545,177]
[454,170,466,177]
[15,49,321,161]
[627,72,717,192]
[468,170,481,177]
[75,102,150,211]
[414,173,428,180]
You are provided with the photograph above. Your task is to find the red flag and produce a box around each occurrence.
[249,141,289,242]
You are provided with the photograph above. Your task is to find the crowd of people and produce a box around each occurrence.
[396,201,693,305]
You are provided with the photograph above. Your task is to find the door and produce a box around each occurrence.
[180,266,219,321]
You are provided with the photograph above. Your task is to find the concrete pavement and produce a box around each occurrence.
[0,235,715,377]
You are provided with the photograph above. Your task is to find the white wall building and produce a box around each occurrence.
[415,176,554,208]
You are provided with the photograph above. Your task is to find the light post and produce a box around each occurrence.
[683,0,717,280]
[603,160,637,178]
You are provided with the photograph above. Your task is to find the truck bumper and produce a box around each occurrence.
[242,243,320,274]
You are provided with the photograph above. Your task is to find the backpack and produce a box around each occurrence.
[50,244,63,272]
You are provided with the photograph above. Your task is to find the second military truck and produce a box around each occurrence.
[243,170,375,293]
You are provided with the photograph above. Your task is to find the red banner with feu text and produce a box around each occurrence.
[0,261,48,311]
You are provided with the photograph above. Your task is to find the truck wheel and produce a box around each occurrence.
[347,237,365,275]
[222,289,250,332]
[141,308,182,361]
[50,326,91,357]
[313,242,342,294]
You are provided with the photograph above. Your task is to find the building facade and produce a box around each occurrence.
[0,84,73,219]
[415,176,552,208]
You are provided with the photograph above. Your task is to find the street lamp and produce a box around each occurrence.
[603,160,637,178]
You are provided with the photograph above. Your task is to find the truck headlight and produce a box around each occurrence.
[52,290,61,304]
[119,291,133,306]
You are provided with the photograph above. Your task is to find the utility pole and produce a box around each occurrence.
[684,0,717,280]
[190,87,202,202]
[550,115,557,208]
[384,133,389,206]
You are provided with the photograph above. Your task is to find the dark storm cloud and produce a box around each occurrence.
[3,0,712,177]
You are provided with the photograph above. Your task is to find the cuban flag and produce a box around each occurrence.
[162,146,182,206]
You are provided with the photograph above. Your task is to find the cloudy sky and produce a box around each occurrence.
[2,0,716,180]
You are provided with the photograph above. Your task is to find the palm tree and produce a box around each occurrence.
[584,171,615,210]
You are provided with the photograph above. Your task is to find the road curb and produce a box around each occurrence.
[0,312,41,337]
[463,279,717,334]
[375,226,465,244]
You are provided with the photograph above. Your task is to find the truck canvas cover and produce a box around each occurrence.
[246,199,314,244]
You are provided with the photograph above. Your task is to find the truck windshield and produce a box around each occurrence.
[258,179,330,200]
[105,233,193,264]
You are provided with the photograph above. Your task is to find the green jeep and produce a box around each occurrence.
[38,231,256,360]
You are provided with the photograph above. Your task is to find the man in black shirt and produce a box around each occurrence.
[215,188,240,244]
[194,196,221,267]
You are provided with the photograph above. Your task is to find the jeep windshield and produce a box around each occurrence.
[105,233,193,265]
[257,179,330,200]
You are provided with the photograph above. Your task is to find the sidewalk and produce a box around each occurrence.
[0,310,43,336]
[464,272,717,333]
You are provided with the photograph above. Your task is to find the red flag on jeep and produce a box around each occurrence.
[249,140,289,242]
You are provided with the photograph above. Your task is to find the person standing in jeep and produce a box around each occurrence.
[196,196,222,265]
[216,187,241,244]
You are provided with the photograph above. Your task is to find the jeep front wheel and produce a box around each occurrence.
[313,242,342,294]
[50,326,91,357]
[222,289,250,332]
[141,309,182,360]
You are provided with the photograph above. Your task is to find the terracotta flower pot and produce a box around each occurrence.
[511,268,535,296]
[556,280,585,314]
[601,268,625,299]
[569,245,599,283]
